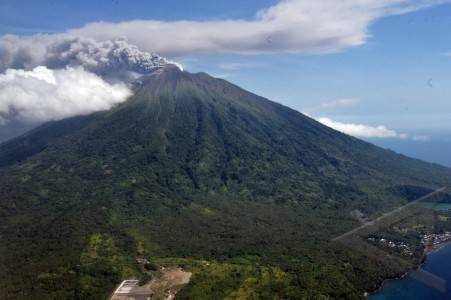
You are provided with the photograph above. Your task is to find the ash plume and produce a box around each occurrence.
[0,35,180,82]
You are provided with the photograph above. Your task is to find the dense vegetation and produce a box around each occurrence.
[1,65,451,299]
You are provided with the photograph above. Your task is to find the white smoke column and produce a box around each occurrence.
[0,35,180,81]
[0,66,132,124]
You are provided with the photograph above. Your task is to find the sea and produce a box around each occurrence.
[371,244,451,300]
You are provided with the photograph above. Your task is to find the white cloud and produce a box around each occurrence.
[64,0,449,57]
[0,66,131,124]
[317,117,408,138]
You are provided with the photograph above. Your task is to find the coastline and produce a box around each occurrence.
[424,240,451,255]
[367,263,422,298]
[367,241,451,298]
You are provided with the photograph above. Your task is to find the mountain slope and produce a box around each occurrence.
[1,65,450,299]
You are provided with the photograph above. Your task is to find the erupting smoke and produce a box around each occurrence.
[0,35,182,125]
[0,35,181,82]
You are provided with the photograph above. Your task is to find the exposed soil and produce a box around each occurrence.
[144,267,192,300]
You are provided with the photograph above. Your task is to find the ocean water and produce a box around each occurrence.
[371,244,451,300]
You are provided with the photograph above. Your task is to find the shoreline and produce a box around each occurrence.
[424,240,451,256]
[367,241,451,298]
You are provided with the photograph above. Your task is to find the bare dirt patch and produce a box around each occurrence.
[145,267,192,300]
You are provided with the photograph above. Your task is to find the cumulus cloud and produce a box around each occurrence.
[0,66,131,124]
[65,0,449,56]
[0,35,180,81]
[317,117,408,138]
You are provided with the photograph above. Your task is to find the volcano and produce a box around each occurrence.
[1,65,450,299]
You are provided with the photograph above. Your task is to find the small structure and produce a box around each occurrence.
[111,280,154,300]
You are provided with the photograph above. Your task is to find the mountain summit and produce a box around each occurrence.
[1,66,450,299]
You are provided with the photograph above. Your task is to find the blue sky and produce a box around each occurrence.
[0,0,276,33]
[0,0,450,166]
[183,5,451,131]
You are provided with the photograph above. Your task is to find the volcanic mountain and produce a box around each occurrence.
[1,65,450,299]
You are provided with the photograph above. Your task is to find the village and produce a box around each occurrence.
[366,231,451,258]
[421,232,451,248]
[367,237,413,256]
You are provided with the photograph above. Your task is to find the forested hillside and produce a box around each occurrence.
[1,65,450,299]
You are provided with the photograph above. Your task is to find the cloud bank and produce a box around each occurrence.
[66,0,449,56]
[318,117,408,138]
[0,66,131,124]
